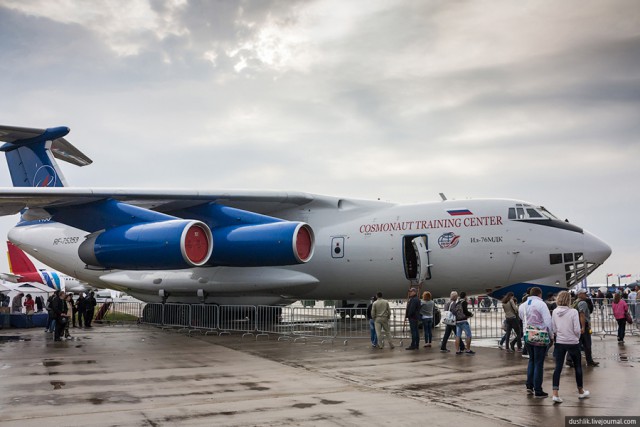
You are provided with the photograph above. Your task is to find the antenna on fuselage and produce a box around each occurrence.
[439,193,447,201]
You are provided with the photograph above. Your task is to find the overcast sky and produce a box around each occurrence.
[0,0,638,285]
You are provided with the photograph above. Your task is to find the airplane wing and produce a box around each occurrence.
[0,187,322,216]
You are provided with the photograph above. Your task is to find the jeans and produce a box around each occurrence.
[553,343,583,390]
[616,318,626,341]
[409,319,420,348]
[369,319,378,346]
[503,317,522,349]
[456,321,472,338]
[440,324,454,350]
[422,317,433,343]
[526,343,547,393]
[579,330,594,363]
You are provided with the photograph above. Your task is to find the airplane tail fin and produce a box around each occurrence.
[7,241,37,275]
[0,125,92,187]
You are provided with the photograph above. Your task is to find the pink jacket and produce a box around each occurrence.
[612,300,628,320]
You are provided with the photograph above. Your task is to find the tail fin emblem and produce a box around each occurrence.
[33,165,57,187]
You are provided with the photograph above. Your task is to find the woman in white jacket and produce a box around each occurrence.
[551,291,590,403]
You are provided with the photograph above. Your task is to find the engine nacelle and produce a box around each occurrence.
[209,222,314,267]
[79,220,212,270]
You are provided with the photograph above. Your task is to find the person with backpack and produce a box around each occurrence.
[574,289,599,367]
[454,291,475,355]
[404,288,421,350]
[440,291,465,353]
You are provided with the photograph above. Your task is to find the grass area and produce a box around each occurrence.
[98,311,140,322]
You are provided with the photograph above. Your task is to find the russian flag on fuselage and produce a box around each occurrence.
[447,209,473,216]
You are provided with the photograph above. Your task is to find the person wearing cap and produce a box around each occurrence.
[405,288,421,350]
[575,289,599,367]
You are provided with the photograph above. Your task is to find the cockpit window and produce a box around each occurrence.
[526,208,543,218]
[509,203,547,220]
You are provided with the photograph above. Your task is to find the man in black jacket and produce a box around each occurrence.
[405,288,421,350]
[84,291,97,328]
[51,291,68,341]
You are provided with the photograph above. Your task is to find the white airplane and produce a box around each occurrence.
[0,125,612,305]
[1,240,89,294]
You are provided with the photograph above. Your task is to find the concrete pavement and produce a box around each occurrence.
[0,324,638,426]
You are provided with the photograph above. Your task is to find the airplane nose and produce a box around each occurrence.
[584,231,612,265]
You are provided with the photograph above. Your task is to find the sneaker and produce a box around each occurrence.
[498,343,504,349]
[586,361,600,367]
[552,396,563,403]
[526,387,534,395]
[423,343,431,348]
[522,354,529,359]
[405,346,418,350]
[534,391,549,399]
[506,349,514,353]
[440,349,450,353]
[455,351,463,355]
[465,350,475,355]
[578,390,590,399]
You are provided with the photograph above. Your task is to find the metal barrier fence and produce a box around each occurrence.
[134,299,639,341]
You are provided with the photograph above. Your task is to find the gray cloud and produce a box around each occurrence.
[0,0,638,282]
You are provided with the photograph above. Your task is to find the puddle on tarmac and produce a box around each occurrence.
[51,381,66,390]
[43,359,97,367]
[0,336,30,343]
[616,353,640,363]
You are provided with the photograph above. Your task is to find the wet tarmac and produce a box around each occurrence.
[0,324,638,426]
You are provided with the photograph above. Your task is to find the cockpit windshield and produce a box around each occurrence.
[508,203,555,220]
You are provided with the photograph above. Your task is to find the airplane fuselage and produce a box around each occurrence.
[8,197,610,304]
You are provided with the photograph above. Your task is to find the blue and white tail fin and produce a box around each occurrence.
[0,125,92,187]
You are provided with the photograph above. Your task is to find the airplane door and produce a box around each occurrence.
[403,235,431,284]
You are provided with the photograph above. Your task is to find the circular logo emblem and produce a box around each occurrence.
[33,165,57,187]
[438,232,460,249]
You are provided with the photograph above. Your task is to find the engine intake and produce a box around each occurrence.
[79,219,212,270]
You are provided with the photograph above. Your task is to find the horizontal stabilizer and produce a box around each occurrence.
[0,125,92,167]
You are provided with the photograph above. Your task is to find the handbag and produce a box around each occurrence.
[625,311,633,325]
[523,300,550,346]
[442,310,456,326]
[524,325,550,346]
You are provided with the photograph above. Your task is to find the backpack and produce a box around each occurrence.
[452,300,465,320]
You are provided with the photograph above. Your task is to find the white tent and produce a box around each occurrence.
[7,282,53,310]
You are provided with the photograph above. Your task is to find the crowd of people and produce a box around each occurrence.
[45,291,98,341]
[0,290,98,339]
[366,285,637,404]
